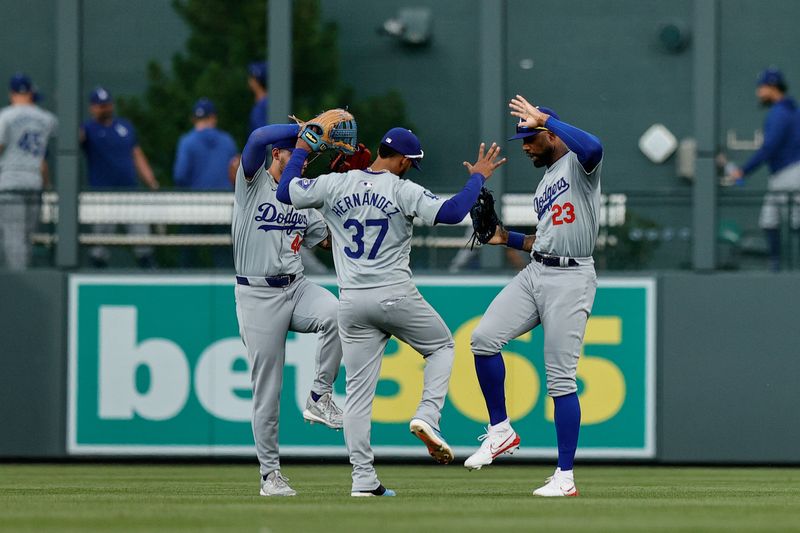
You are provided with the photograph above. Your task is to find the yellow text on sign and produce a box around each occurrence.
[372,316,625,425]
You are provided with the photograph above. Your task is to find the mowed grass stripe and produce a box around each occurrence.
[0,465,798,532]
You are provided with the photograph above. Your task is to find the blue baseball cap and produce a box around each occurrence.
[507,106,560,141]
[756,67,786,88]
[381,127,424,170]
[272,136,296,150]
[89,86,112,104]
[9,73,32,94]
[248,61,268,86]
[193,97,216,118]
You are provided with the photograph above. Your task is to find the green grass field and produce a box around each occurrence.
[0,464,798,532]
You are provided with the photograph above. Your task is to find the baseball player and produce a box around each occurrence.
[724,68,800,271]
[276,125,506,497]
[464,95,603,498]
[0,73,58,270]
[232,123,344,497]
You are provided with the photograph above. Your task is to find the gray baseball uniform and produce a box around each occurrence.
[471,150,602,396]
[288,168,455,492]
[232,163,343,477]
[0,103,57,270]
[758,160,800,230]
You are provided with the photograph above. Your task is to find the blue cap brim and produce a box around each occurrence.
[508,130,545,141]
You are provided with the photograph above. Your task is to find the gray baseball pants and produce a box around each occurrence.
[234,275,342,476]
[759,161,800,230]
[0,191,40,271]
[471,259,597,397]
[338,280,454,492]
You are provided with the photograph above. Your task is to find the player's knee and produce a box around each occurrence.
[470,326,501,356]
[546,375,578,397]
[318,300,339,331]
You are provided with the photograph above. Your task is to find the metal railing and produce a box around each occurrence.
[18,188,800,271]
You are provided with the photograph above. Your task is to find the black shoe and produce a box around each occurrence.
[350,484,396,497]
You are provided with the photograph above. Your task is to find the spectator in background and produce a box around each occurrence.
[81,86,159,269]
[174,98,238,268]
[247,61,269,133]
[726,68,800,271]
[0,73,57,270]
[174,98,238,190]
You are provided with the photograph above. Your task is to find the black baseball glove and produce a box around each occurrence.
[468,187,503,250]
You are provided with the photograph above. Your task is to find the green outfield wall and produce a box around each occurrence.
[1,270,798,463]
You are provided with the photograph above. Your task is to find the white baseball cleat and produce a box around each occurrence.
[532,468,579,497]
[409,418,455,464]
[259,470,297,497]
[303,392,343,430]
[463,424,520,470]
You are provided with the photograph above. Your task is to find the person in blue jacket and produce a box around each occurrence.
[173,98,238,268]
[727,68,800,271]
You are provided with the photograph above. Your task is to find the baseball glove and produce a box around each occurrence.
[329,143,372,172]
[291,108,358,155]
[468,187,503,250]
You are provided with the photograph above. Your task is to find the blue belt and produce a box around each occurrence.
[236,274,297,287]
[532,251,579,267]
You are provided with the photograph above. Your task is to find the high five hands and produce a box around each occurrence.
[464,142,507,179]
[509,94,550,129]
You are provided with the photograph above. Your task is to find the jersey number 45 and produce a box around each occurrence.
[343,218,388,260]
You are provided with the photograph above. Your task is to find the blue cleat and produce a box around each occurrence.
[351,484,397,497]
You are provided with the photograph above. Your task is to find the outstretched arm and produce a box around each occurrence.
[741,105,793,176]
[544,117,603,173]
[241,123,300,178]
[488,227,536,252]
[509,94,603,173]
[435,143,507,224]
[276,144,311,205]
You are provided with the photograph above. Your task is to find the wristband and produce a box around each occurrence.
[506,231,525,250]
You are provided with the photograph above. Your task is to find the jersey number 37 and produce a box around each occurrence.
[343,218,388,260]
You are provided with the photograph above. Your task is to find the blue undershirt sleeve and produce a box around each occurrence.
[276,148,309,205]
[241,123,300,178]
[434,173,486,225]
[544,117,603,173]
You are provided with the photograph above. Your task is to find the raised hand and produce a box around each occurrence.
[509,94,550,129]
[463,142,507,180]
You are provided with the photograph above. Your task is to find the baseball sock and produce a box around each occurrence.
[310,391,322,402]
[473,352,507,426]
[553,392,581,471]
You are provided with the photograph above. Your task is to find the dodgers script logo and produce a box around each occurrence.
[534,177,569,218]
[255,202,308,234]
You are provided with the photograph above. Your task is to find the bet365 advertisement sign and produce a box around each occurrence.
[68,275,655,458]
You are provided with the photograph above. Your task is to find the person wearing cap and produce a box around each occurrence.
[276,123,506,496]
[173,98,239,268]
[725,68,800,271]
[174,98,238,191]
[247,61,269,133]
[0,73,58,270]
[80,86,159,269]
[232,122,344,497]
[464,95,604,497]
